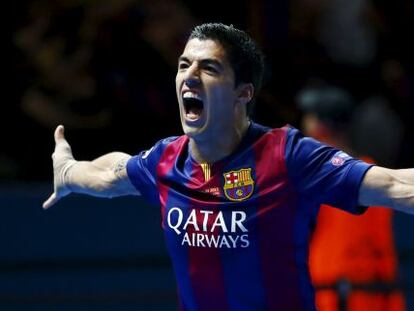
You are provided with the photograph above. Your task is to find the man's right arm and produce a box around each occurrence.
[42,125,140,209]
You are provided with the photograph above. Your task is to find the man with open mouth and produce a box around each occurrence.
[44,23,414,311]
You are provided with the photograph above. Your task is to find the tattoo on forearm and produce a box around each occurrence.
[114,157,128,178]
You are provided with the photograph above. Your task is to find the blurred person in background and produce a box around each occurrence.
[297,83,406,311]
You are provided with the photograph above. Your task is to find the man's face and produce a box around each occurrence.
[176,38,240,140]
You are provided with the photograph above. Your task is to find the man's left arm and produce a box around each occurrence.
[359,166,414,214]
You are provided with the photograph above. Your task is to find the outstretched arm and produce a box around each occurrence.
[43,125,139,209]
[359,166,414,214]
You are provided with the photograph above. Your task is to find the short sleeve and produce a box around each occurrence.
[127,136,178,205]
[285,127,373,214]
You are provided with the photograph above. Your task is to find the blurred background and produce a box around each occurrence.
[6,0,414,310]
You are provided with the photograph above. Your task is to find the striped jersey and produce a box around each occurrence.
[126,122,372,311]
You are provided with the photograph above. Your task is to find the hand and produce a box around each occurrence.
[43,125,77,209]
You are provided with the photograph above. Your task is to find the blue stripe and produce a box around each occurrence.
[294,196,319,311]
[219,146,266,310]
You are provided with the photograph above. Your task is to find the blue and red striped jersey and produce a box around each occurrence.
[126,122,373,311]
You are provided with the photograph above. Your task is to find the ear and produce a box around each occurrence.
[236,83,254,105]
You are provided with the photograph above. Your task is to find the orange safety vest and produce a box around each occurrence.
[309,157,405,311]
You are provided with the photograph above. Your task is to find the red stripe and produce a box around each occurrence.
[187,162,229,311]
[253,128,304,310]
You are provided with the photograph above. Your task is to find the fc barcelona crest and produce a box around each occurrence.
[223,168,254,201]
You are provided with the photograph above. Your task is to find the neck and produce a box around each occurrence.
[189,119,251,164]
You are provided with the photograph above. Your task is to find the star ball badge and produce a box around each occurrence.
[223,168,254,201]
[330,151,351,166]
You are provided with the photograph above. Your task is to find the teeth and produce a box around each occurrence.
[183,92,202,100]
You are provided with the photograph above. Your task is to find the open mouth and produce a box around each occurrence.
[183,95,204,121]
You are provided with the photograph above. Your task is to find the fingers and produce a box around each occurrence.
[53,125,73,158]
[46,125,73,210]
[54,125,65,144]
[42,192,58,210]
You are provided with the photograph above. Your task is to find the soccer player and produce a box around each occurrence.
[43,23,414,311]
[297,84,405,311]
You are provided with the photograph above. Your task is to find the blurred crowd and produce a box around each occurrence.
[9,0,414,181]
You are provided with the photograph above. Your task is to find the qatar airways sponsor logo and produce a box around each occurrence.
[167,207,250,249]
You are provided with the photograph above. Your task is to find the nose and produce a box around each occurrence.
[184,63,201,88]
[185,78,200,88]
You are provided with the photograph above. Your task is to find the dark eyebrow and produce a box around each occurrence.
[178,56,224,70]
[178,56,189,63]
[200,59,223,70]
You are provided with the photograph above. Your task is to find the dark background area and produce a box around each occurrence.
[6,0,414,309]
[8,0,414,181]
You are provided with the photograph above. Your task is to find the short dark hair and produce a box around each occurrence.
[188,23,265,116]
